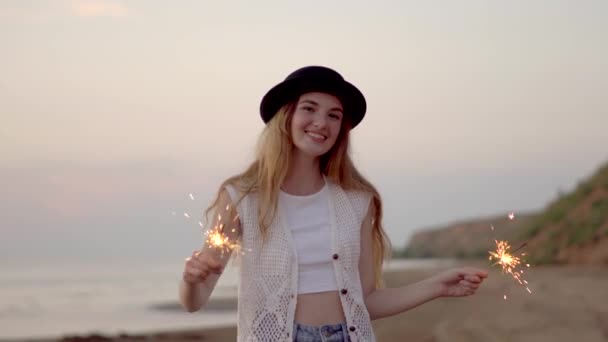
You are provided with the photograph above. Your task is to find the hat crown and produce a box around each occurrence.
[285,66,344,82]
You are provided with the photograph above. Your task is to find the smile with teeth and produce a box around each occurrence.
[306,131,327,141]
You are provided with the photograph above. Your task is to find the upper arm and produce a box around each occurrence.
[359,197,376,299]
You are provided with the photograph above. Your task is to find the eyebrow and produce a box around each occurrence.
[299,99,343,113]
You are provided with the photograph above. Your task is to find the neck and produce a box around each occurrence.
[282,149,325,195]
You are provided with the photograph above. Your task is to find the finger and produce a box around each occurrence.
[186,265,202,277]
[201,262,221,278]
[459,280,479,289]
[206,257,222,269]
[190,268,206,281]
[474,269,489,278]
[201,257,223,273]
[203,262,223,275]
[185,252,199,263]
[465,275,481,283]
[188,256,206,269]
[461,268,488,278]
[188,251,202,263]
[185,258,203,272]
[183,269,202,284]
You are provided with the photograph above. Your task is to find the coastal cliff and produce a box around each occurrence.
[402,162,608,265]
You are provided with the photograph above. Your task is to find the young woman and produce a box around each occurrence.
[179,66,488,342]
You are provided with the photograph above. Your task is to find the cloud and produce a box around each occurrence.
[0,1,128,22]
[0,4,57,22]
[70,0,128,17]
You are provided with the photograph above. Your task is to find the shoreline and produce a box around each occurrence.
[6,260,608,342]
[3,261,439,342]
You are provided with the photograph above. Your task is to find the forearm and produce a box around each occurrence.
[179,274,220,312]
[365,278,442,320]
[180,280,203,312]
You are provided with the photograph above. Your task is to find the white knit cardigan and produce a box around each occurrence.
[225,178,375,342]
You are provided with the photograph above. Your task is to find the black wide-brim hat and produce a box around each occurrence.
[260,66,367,128]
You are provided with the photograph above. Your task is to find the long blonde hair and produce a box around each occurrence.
[205,100,391,286]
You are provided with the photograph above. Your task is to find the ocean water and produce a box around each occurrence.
[0,258,453,340]
[0,259,239,340]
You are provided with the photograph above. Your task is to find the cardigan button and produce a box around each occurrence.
[332,253,339,260]
[349,326,356,332]
[341,288,348,295]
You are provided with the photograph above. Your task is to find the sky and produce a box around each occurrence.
[1,0,607,263]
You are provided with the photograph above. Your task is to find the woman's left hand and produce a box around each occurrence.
[429,267,489,297]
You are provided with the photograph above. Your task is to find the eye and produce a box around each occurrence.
[329,113,341,120]
[301,106,315,112]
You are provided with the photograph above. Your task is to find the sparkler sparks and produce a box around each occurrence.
[487,212,532,300]
[202,204,249,258]
[176,193,248,258]
[204,223,239,257]
[488,239,532,295]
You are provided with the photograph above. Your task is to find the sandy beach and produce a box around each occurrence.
[15,261,608,342]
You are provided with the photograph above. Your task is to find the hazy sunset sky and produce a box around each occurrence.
[1,1,607,263]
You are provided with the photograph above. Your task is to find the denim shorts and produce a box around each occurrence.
[292,322,351,342]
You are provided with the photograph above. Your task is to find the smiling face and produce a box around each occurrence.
[290,92,344,159]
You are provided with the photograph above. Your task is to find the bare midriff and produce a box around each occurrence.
[295,291,346,325]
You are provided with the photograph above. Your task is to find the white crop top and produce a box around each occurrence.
[279,182,338,294]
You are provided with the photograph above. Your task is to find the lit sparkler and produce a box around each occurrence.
[204,221,239,258]
[488,239,532,295]
[176,194,248,258]
[202,205,248,258]
[487,212,532,299]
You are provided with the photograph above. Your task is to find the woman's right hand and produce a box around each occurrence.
[182,250,223,285]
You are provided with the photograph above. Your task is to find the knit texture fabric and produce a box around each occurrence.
[225,177,375,342]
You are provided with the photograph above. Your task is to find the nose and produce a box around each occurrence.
[312,114,328,128]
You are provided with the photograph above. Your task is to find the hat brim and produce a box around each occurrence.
[260,76,366,128]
